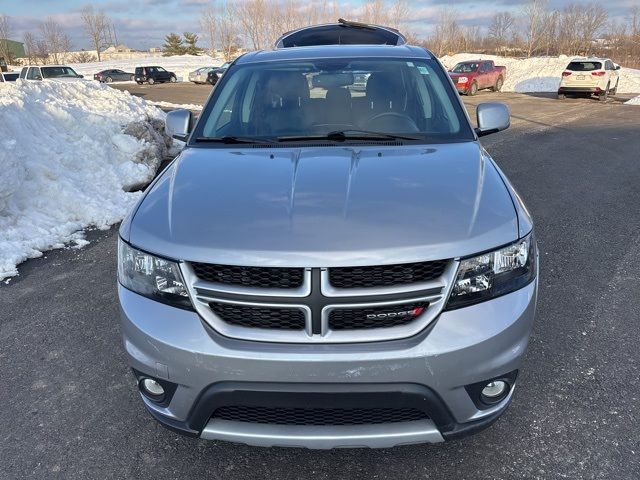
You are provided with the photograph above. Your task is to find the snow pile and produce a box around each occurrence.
[69,54,223,83]
[440,54,640,93]
[147,100,203,111]
[0,80,170,280]
[625,95,640,105]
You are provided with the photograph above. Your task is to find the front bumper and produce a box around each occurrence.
[120,280,537,448]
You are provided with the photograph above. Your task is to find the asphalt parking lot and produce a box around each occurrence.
[2,84,640,479]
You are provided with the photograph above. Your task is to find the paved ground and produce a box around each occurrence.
[2,86,640,479]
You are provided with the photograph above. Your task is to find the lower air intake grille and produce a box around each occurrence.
[329,260,448,288]
[329,302,429,330]
[191,263,304,289]
[209,302,305,330]
[213,406,428,426]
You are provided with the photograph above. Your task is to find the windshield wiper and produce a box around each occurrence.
[193,135,276,145]
[278,130,422,142]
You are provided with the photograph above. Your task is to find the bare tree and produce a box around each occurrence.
[488,12,515,54]
[521,0,549,57]
[202,4,241,61]
[0,14,12,63]
[40,17,72,64]
[81,5,108,61]
[23,31,37,64]
[70,51,97,63]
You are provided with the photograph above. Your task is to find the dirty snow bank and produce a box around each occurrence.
[0,80,170,280]
[440,54,640,93]
[625,95,640,105]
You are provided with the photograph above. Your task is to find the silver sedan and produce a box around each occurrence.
[188,67,214,84]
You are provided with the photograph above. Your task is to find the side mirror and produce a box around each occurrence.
[615,65,621,70]
[165,109,192,141]
[475,102,510,137]
[34,75,42,81]
[78,74,84,78]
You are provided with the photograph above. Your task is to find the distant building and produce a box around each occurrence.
[103,44,137,54]
[0,38,26,62]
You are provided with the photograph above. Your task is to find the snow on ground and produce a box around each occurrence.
[625,95,640,105]
[440,54,640,93]
[0,80,171,280]
[147,100,203,111]
[69,54,223,83]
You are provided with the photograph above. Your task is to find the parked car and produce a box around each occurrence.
[205,62,230,86]
[134,66,177,85]
[448,60,506,96]
[0,72,19,82]
[558,57,620,101]
[19,65,84,82]
[94,69,135,83]
[118,22,537,449]
[188,66,215,84]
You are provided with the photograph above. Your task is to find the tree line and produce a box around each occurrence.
[425,1,640,67]
[2,0,640,67]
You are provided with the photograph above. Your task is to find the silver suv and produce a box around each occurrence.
[118,25,538,449]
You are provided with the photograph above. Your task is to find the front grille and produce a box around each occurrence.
[209,302,305,330]
[329,301,429,330]
[328,260,448,289]
[213,406,428,426]
[191,263,304,289]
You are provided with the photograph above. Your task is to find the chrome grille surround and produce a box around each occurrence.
[181,261,458,344]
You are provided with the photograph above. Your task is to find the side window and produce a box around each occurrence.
[606,61,613,70]
[20,67,28,79]
[27,67,39,80]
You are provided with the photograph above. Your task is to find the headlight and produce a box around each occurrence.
[445,233,536,310]
[118,238,192,309]
[457,76,468,83]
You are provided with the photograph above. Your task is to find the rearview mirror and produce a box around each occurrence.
[165,109,192,142]
[475,102,510,137]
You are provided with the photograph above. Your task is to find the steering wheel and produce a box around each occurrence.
[365,112,419,132]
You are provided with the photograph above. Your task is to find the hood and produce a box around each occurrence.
[128,143,518,267]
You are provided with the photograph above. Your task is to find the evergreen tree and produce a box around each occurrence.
[162,33,186,56]
[183,32,203,55]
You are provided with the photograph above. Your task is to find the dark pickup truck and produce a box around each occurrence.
[448,60,506,96]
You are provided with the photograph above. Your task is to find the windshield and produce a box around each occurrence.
[42,66,80,78]
[451,62,479,73]
[193,58,473,144]
[567,61,602,71]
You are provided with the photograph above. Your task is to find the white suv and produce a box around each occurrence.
[558,57,620,101]
[19,65,84,82]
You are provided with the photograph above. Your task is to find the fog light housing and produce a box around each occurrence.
[465,370,518,409]
[481,380,508,401]
[140,378,165,400]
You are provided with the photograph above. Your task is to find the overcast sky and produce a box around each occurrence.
[3,0,638,51]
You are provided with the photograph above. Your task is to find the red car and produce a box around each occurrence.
[448,60,506,96]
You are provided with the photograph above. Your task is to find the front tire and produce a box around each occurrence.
[492,77,503,92]
[468,82,478,96]
[170,75,177,83]
[558,93,566,100]
[148,77,155,85]
[106,76,113,83]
